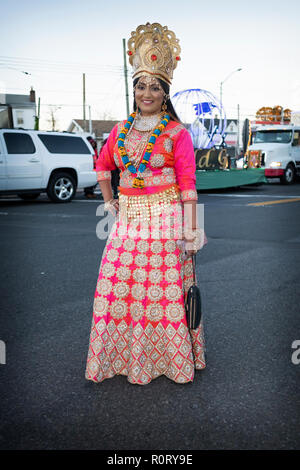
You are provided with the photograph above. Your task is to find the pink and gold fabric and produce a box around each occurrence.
[86,120,206,385]
[95,120,198,202]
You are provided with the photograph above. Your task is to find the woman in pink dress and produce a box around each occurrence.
[85,22,207,385]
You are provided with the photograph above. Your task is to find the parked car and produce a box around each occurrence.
[0,129,97,202]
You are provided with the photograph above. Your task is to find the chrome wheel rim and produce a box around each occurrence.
[54,177,74,200]
[286,167,294,183]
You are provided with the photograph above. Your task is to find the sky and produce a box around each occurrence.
[1,0,300,131]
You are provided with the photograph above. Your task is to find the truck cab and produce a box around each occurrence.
[248,124,300,184]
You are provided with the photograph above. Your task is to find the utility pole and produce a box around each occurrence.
[34,97,40,130]
[88,105,92,134]
[237,104,240,157]
[123,38,130,117]
[83,73,86,131]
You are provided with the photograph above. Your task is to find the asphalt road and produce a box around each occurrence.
[0,178,300,450]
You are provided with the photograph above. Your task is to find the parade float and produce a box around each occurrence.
[171,88,268,190]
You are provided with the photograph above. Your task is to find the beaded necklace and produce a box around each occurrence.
[118,112,170,188]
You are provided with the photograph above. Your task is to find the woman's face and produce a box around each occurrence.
[134,76,165,116]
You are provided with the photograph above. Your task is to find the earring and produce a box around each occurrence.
[162,97,167,114]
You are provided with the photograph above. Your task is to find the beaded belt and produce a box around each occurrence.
[118,186,181,222]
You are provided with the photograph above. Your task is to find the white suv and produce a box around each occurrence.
[0,129,97,202]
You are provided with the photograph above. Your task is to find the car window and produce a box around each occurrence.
[254,130,292,144]
[4,132,36,154]
[38,134,91,154]
[293,131,300,146]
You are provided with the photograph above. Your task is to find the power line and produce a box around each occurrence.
[0,55,123,70]
[0,61,130,76]
[0,85,124,96]
[0,65,128,78]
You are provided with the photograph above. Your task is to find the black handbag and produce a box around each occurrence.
[185,254,202,329]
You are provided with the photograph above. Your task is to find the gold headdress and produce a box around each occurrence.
[127,22,181,86]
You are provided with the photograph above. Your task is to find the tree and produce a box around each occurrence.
[47,105,61,131]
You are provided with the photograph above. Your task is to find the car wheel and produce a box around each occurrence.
[47,172,76,203]
[17,193,40,200]
[280,164,295,184]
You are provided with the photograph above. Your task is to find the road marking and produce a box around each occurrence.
[248,198,300,206]
[0,211,87,218]
[73,199,102,203]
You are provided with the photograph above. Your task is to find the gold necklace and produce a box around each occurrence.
[125,129,152,169]
[133,113,161,132]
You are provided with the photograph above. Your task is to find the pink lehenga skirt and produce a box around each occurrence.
[85,193,206,385]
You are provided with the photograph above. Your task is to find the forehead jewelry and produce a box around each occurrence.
[134,76,164,93]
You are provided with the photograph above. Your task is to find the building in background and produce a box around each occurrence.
[67,117,242,153]
[67,119,118,147]
[224,119,239,147]
[0,88,36,129]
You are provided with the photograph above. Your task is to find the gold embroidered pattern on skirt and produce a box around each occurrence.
[85,183,206,385]
[116,266,131,281]
[149,269,163,283]
[86,318,205,385]
[133,268,147,283]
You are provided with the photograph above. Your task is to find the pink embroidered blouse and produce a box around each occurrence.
[95,120,197,202]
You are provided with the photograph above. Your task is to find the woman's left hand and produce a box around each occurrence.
[183,228,207,256]
[185,247,197,258]
[183,239,197,258]
[177,239,196,260]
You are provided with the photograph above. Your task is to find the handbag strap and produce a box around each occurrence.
[192,254,196,284]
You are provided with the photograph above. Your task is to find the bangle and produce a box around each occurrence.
[104,198,118,211]
[184,228,206,251]
[183,228,197,241]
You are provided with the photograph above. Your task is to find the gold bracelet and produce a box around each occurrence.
[104,198,116,211]
[183,228,197,241]
[184,228,205,251]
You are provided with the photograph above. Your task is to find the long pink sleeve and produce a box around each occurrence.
[173,128,198,202]
[95,124,119,181]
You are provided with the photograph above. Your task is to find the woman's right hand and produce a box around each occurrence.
[112,200,119,215]
[106,198,119,216]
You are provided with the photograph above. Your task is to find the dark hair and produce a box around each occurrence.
[133,77,181,123]
[87,135,97,149]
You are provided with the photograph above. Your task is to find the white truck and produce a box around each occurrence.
[248,122,300,184]
[0,129,97,202]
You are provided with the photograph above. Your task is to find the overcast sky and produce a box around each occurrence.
[1,0,300,130]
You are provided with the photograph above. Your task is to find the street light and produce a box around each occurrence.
[0,65,31,76]
[220,67,242,107]
[219,68,242,150]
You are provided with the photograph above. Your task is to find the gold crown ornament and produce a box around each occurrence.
[127,22,181,86]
